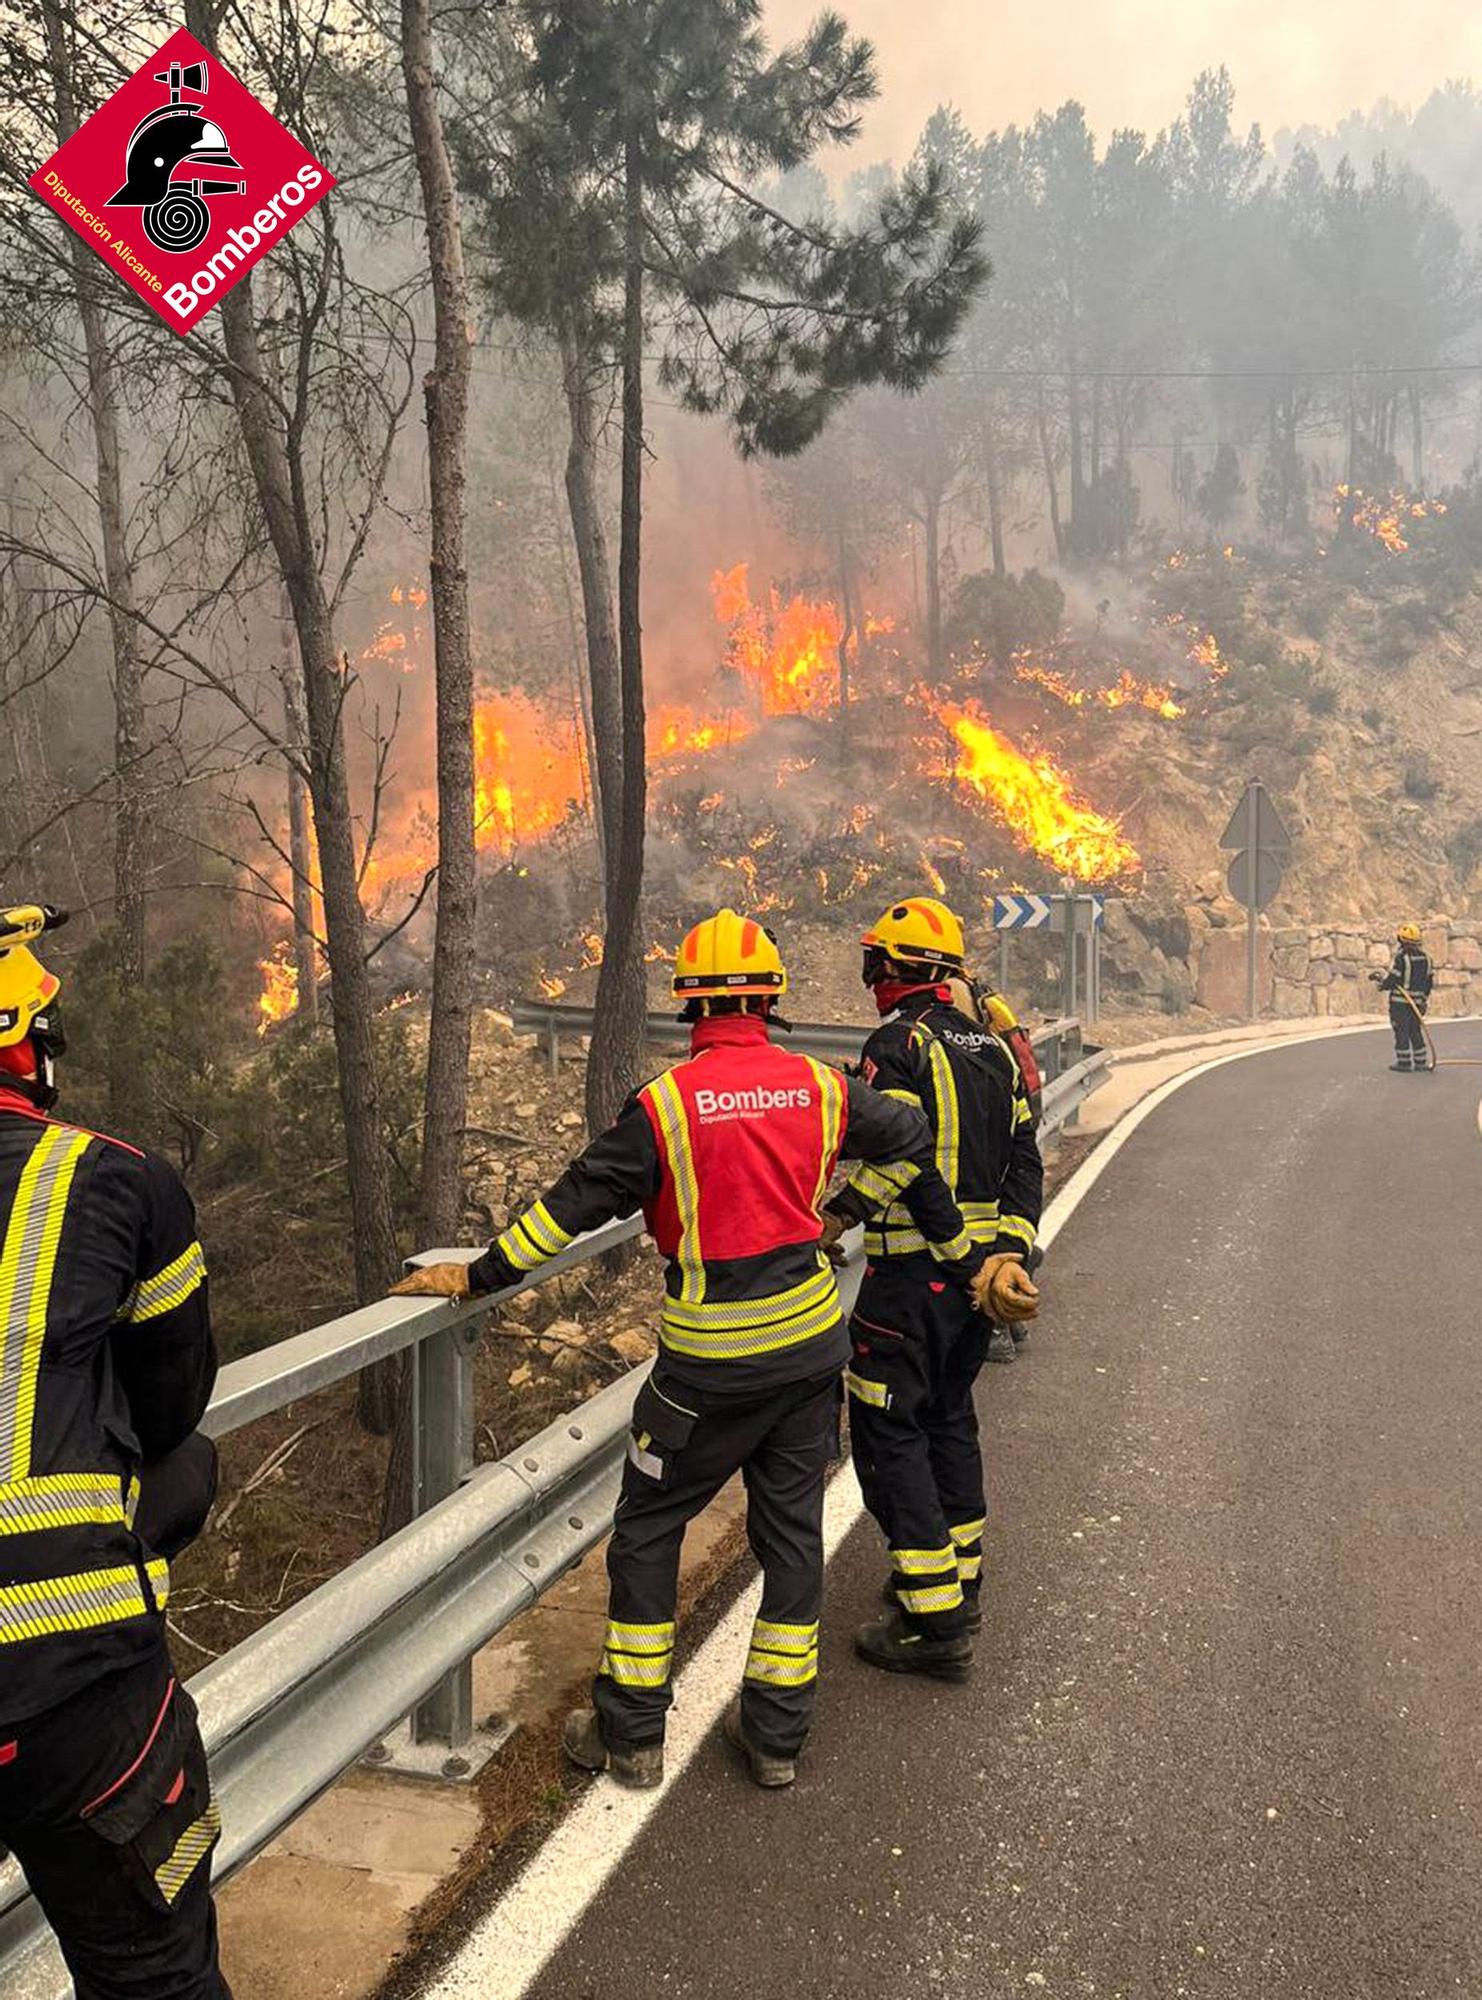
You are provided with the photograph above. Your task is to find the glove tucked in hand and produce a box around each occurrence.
[818,1212,850,1266]
[390,1261,475,1301]
[970,1254,1040,1324]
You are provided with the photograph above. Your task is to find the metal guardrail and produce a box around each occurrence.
[0,1019,1105,1997]
[512,1000,1087,1088]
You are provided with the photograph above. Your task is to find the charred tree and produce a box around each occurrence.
[402,0,478,1251]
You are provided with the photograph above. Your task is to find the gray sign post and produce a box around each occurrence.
[1221,781,1291,1020]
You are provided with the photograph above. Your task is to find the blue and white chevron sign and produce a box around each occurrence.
[992,893,1054,930]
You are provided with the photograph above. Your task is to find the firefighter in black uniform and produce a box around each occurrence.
[0,907,229,1999]
[822,897,1043,1682]
[1372,923,1434,1072]
[395,910,998,1790]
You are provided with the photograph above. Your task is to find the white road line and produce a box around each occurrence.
[421,1024,1378,2000]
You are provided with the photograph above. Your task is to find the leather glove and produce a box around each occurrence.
[390,1261,475,1301]
[971,1254,1040,1324]
[818,1213,850,1266]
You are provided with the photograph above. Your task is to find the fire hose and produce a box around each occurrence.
[1383,984,1482,1069]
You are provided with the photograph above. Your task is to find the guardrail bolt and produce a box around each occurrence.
[524,1552,540,1568]
[442,1755,471,1779]
[569,1426,584,1440]
[569,1515,584,1530]
[365,1742,389,1765]
[523,1457,539,1472]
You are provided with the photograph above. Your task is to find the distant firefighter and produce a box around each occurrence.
[1371,923,1434,1073]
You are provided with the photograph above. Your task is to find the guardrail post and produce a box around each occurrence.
[409,1321,477,1755]
[547,1017,561,1079]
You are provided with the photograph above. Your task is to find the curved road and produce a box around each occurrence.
[425,1023,1482,2000]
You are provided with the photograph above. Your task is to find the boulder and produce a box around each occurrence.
[1272,979,1315,1019]
[1332,933,1367,962]
[1308,960,1334,986]
[1450,937,1482,972]
[609,1328,656,1367]
[1367,942,1392,968]
[1423,926,1449,964]
[1309,934,1335,960]
[1273,944,1310,979]
[1326,978,1370,1018]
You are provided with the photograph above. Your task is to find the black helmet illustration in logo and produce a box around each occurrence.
[106,60,244,254]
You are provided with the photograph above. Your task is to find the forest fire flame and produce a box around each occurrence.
[256,940,299,1035]
[929,699,1140,882]
[1015,658,1184,720]
[1334,484,1446,555]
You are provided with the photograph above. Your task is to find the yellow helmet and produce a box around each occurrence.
[861,896,966,973]
[1397,923,1423,944]
[673,908,788,1001]
[0,906,64,1051]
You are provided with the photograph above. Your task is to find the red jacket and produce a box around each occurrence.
[471,1014,981,1390]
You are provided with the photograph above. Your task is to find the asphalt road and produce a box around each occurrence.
[443,1023,1482,2000]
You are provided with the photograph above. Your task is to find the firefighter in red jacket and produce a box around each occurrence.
[396,910,996,1790]
[822,897,1043,1682]
[0,907,229,2000]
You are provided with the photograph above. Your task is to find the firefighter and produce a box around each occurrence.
[394,910,993,1791]
[1371,923,1434,1072]
[0,907,230,2000]
[821,896,1044,1682]
[947,971,1043,1362]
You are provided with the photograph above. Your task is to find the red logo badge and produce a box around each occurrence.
[29,27,334,336]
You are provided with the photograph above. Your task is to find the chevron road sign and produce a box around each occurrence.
[993,893,1106,933]
[992,893,1053,930]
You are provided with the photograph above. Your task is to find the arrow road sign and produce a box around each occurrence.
[1049,894,1106,935]
[1220,784,1291,854]
[1227,848,1284,913]
[992,893,1053,930]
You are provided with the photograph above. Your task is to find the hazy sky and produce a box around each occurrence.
[762,0,1482,163]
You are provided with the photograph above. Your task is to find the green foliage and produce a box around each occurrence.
[1306,683,1340,717]
[946,567,1064,666]
[1197,445,1246,536]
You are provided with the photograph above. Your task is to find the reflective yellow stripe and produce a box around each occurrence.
[956,1554,983,1582]
[949,1517,986,1546]
[891,1546,957,1577]
[647,1072,704,1305]
[661,1264,835,1332]
[802,1059,845,1214]
[600,1617,676,1688]
[744,1617,819,1687]
[997,1214,1037,1249]
[0,1125,92,1482]
[0,1473,133,1536]
[928,1229,975,1266]
[125,1239,206,1324]
[843,1368,890,1409]
[926,1036,960,1191]
[898,1581,965,1615]
[523,1201,572,1255]
[880,1088,922,1107]
[1015,1097,1034,1128]
[155,1797,221,1905]
[661,1291,841,1362]
[845,1160,920,1210]
[0,1558,169,1644]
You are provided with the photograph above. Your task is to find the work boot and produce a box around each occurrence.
[1010,1323,1031,1351]
[855,1610,973,1682]
[880,1576,983,1635]
[723,1699,797,1789]
[561,1707,663,1790]
[1390,1061,1411,1073]
[987,1326,1017,1364]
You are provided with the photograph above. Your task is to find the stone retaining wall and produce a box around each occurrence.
[1194,919,1482,1019]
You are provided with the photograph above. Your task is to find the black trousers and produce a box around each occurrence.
[1390,998,1428,1066]
[593,1363,840,1760]
[0,1652,230,2000]
[846,1258,988,1639]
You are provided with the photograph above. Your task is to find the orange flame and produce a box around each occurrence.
[712,564,844,715]
[256,940,299,1036]
[929,699,1139,882]
[1015,659,1183,720]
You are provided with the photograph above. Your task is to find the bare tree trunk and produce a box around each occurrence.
[1409,383,1425,492]
[923,486,944,678]
[559,320,624,888]
[1036,385,1065,560]
[402,0,477,1253]
[279,620,319,1028]
[41,0,148,1135]
[985,417,1006,579]
[836,527,855,721]
[586,133,649,1137]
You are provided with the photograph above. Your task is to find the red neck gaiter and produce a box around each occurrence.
[872,980,951,1018]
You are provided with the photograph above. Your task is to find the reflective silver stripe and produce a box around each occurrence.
[125,1240,206,1323]
[662,1265,836,1332]
[898,1580,964,1615]
[627,1434,665,1480]
[844,1368,890,1410]
[891,1546,957,1577]
[0,1473,132,1536]
[0,1125,92,1481]
[647,1072,704,1305]
[0,1558,170,1644]
[599,1617,675,1688]
[661,1293,841,1361]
